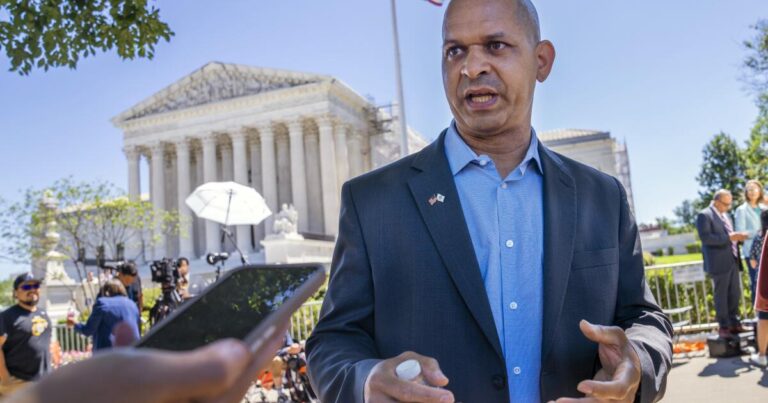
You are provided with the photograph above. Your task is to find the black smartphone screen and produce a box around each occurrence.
[138,265,318,351]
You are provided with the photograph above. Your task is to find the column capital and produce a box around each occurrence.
[286,119,304,138]
[199,132,218,147]
[257,122,275,139]
[122,146,141,160]
[229,129,249,143]
[314,114,339,128]
[148,141,166,154]
[174,138,191,152]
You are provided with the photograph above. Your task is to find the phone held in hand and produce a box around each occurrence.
[135,263,326,352]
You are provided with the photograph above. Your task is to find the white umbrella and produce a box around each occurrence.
[185,181,272,226]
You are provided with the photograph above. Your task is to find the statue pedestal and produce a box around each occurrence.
[260,234,334,265]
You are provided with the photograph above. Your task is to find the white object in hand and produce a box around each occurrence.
[396,359,424,383]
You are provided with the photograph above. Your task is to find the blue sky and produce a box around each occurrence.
[0,0,766,276]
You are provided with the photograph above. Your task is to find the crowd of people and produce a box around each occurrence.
[0,256,309,402]
[695,182,768,368]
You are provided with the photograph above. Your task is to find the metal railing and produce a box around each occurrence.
[644,261,753,332]
[289,301,323,342]
[53,324,92,352]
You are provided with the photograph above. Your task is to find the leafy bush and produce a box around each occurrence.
[643,252,656,266]
[686,242,702,254]
[667,246,675,256]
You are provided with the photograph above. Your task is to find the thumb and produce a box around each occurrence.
[579,320,621,345]
[113,321,139,347]
[420,357,450,387]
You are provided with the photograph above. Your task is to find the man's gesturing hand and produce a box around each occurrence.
[551,320,642,403]
[364,351,455,403]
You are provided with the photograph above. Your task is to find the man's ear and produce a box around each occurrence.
[535,40,556,82]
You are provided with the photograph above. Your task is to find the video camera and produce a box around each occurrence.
[150,258,179,287]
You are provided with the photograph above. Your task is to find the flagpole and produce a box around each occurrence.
[390,0,409,157]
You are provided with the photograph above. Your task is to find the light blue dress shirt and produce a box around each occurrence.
[444,123,544,403]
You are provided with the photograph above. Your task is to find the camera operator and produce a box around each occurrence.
[149,258,182,327]
[176,257,190,299]
[101,262,142,314]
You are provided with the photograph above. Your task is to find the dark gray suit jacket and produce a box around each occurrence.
[306,132,672,403]
[696,207,739,275]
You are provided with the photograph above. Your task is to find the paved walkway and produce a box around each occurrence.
[664,353,768,402]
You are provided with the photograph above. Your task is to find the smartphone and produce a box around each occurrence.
[136,263,326,352]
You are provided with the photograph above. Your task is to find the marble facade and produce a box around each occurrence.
[113,62,426,261]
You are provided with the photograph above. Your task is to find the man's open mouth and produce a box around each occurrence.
[465,89,499,108]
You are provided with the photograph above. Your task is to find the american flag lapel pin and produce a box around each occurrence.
[428,193,445,206]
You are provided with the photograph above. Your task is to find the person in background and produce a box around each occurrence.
[114,262,143,313]
[750,210,768,367]
[176,257,191,298]
[68,279,140,351]
[697,189,750,339]
[0,273,51,397]
[734,179,765,305]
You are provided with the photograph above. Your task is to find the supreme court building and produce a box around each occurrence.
[113,62,426,261]
[113,62,633,262]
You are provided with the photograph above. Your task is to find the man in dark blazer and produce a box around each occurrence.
[696,189,749,338]
[306,0,672,402]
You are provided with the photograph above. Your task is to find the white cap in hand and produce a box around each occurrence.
[395,359,422,381]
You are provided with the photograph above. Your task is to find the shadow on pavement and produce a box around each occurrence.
[698,357,764,381]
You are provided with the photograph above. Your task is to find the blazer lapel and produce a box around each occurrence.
[538,145,577,367]
[407,131,504,360]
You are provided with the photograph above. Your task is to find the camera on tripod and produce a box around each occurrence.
[150,258,180,287]
[149,258,182,328]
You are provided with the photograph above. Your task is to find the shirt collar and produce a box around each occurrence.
[444,121,542,177]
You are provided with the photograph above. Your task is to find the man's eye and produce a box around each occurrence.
[488,42,506,51]
[445,47,462,58]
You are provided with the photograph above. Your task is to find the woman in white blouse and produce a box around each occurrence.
[735,179,765,306]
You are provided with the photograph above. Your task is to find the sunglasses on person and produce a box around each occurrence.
[19,283,41,291]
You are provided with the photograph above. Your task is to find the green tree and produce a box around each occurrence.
[673,199,698,229]
[696,132,746,206]
[743,20,768,184]
[0,0,173,75]
[0,178,183,291]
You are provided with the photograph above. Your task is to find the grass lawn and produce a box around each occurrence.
[653,253,703,265]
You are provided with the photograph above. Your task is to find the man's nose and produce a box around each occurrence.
[461,46,490,79]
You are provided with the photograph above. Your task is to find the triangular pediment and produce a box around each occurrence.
[114,62,330,123]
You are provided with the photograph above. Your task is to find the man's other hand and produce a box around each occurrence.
[549,320,641,403]
[364,351,454,403]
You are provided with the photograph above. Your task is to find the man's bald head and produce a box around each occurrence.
[444,0,541,45]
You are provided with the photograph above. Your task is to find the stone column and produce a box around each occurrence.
[220,143,233,181]
[334,124,350,190]
[175,139,195,258]
[250,138,264,247]
[317,116,339,236]
[304,132,323,233]
[193,147,204,256]
[348,130,364,178]
[259,123,278,236]
[275,133,291,207]
[124,146,141,202]
[201,135,220,254]
[287,120,309,233]
[149,142,167,258]
[231,130,252,254]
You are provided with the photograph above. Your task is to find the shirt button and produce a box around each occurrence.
[513,367,521,375]
[505,240,514,248]
[501,183,508,189]
[509,301,518,310]
[479,159,488,166]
